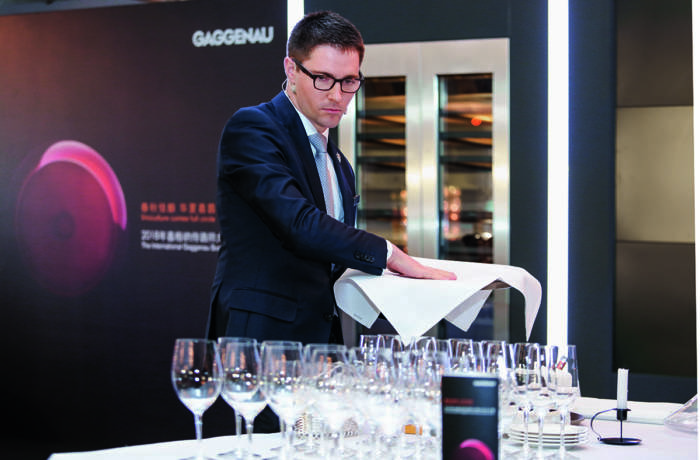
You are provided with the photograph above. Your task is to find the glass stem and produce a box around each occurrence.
[415,424,422,458]
[373,428,382,457]
[194,412,204,441]
[194,412,205,459]
[279,423,289,460]
[285,420,295,456]
[559,407,567,454]
[306,413,315,451]
[522,406,530,454]
[278,419,286,457]
[235,412,243,453]
[537,410,545,454]
[316,418,327,457]
[334,431,341,455]
[246,418,255,451]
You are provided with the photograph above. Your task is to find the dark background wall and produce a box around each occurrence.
[613,0,696,399]
[0,0,696,457]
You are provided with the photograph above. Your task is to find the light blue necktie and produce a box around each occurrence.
[309,133,335,218]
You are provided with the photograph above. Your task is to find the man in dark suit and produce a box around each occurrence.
[207,10,455,431]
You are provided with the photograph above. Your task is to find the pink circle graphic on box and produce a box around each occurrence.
[15,140,127,297]
[452,439,494,460]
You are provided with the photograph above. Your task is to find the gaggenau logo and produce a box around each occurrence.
[192,26,274,47]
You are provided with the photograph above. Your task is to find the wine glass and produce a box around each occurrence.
[217,337,248,458]
[347,346,380,456]
[171,338,222,460]
[359,334,380,350]
[412,349,450,457]
[219,337,266,459]
[308,347,354,457]
[510,342,536,459]
[483,340,508,375]
[551,345,581,459]
[260,342,304,460]
[528,343,555,458]
[481,340,514,446]
[410,336,437,355]
[452,338,483,372]
[260,341,302,433]
[301,343,347,455]
[364,348,402,457]
[436,339,454,367]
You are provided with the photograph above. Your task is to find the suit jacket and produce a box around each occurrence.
[207,91,387,344]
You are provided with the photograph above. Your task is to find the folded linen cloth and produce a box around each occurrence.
[334,257,541,344]
[572,397,683,425]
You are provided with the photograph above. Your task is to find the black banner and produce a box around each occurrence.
[0,0,286,455]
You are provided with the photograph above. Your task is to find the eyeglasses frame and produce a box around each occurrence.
[292,57,364,94]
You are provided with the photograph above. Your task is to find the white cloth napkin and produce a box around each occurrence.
[572,397,683,425]
[334,257,541,343]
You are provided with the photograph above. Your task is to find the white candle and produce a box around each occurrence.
[617,368,629,409]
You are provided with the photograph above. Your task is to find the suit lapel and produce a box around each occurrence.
[327,140,356,227]
[271,92,327,212]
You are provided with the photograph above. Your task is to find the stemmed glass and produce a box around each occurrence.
[411,349,450,457]
[301,343,347,456]
[436,339,454,366]
[551,345,581,459]
[483,340,508,375]
[359,334,380,350]
[308,347,354,458]
[528,344,555,458]
[365,348,404,457]
[219,337,266,459]
[510,342,536,459]
[452,338,483,372]
[482,340,514,447]
[171,338,222,460]
[260,342,304,460]
[216,337,246,458]
[347,346,381,456]
[410,336,437,355]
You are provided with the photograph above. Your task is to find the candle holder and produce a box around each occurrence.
[590,408,642,445]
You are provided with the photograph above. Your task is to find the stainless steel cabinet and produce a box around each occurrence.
[339,39,510,340]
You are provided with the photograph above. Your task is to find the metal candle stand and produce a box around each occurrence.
[590,408,642,445]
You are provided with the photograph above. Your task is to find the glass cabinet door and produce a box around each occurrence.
[355,76,408,251]
[339,39,509,340]
[439,73,494,263]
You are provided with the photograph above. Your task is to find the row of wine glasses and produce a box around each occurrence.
[170,336,448,459]
[358,335,582,459]
[508,342,581,459]
[170,336,580,460]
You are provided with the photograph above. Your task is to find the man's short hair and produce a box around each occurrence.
[287,10,365,64]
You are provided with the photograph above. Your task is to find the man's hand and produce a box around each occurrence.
[386,244,457,280]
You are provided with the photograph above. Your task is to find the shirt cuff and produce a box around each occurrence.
[386,239,393,263]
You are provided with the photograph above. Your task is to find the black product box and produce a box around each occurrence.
[442,373,499,460]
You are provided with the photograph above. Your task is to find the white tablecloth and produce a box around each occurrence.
[48,418,697,460]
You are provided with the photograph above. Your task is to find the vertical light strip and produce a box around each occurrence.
[691,0,700,407]
[287,0,304,38]
[547,0,569,348]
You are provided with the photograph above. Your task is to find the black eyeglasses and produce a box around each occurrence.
[292,58,364,94]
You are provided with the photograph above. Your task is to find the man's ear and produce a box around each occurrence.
[283,57,296,84]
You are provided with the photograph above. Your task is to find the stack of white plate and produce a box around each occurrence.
[507,423,588,447]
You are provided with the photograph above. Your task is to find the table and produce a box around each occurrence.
[48,396,696,459]
[48,417,697,460]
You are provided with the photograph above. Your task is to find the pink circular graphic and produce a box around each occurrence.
[15,141,127,297]
[451,439,494,460]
